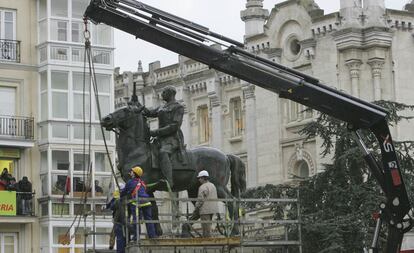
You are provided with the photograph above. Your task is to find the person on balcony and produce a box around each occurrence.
[17,176,32,215]
[121,166,157,240]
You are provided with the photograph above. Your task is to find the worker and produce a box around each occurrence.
[121,166,157,240]
[107,182,126,253]
[190,170,218,237]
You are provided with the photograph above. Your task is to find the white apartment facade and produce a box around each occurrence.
[0,0,116,252]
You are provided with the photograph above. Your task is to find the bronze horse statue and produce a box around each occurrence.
[101,103,246,236]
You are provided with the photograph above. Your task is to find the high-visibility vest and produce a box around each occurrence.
[130,178,151,208]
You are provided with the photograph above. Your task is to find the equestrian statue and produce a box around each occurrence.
[101,85,247,236]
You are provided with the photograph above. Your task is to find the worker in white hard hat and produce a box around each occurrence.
[189,170,218,237]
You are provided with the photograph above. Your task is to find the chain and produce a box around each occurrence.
[83,17,91,49]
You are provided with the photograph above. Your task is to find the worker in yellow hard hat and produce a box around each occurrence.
[120,166,156,240]
[107,182,126,252]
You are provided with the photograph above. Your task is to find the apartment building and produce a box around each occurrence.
[0,0,116,252]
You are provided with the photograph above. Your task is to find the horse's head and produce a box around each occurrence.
[101,105,145,131]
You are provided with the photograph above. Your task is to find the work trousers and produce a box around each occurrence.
[190,212,214,237]
[114,223,126,253]
[129,204,157,240]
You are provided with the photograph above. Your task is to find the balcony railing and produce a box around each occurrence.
[0,115,34,140]
[0,39,20,62]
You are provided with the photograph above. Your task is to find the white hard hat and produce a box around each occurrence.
[118,182,125,190]
[197,170,209,178]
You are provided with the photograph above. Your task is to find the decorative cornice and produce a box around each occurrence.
[208,92,220,107]
[333,27,392,51]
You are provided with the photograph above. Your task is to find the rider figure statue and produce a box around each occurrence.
[143,86,184,189]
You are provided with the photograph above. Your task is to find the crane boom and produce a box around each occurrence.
[84,0,413,251]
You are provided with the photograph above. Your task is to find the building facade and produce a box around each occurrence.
[0,0,116,252]
[114,0,414,190]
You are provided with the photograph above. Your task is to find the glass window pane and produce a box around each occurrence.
[52,174,69,195]
[51,0,68,17]
[72,0,89,19]
[41,226,49,245]
[5,12,14,40]
[52,92,68,118]
[41,151,48,172]
[40,174,49,196]
[95,126,110,141]
[41,203,49,216]
[52,227,70,244]
[52,203,69,216]
[39,20,47,43]
[95,152,110,173]
[96,74,110,93]
[52,151,69,171]
[73,94,90,119]
[73,125,90,140]
[52,123,68,138]
[71,22,81,43]
[95,228,111,245]
[73,72,90,91]
[51,20,67,41]
[51,72,68,90]
[0,86,16,116]
[41,93,48,120]
[74,203,91,215]
[73,176,88,194]
[74,227,92,245]
[95,95,110,120]
[74,153,89,171]
[39,0,47,19]
[40,71,48,91]
[40,124,48,140]
[4,245,14,253]
[94,176,111,197]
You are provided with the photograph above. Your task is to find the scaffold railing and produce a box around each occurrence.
[86,190,302,253]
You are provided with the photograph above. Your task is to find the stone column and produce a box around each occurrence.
[209,93,222,149]
[368,58,385,101]
[345,59,362,97]
[242,83,258,188]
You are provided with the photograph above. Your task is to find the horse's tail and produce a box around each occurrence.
[227,154,247,197]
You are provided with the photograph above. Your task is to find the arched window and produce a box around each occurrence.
[293,160,309,179]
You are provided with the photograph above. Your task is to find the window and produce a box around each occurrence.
[51,0,68,17]
[71,22,81,43]
[0,10,16,40]
[72,0,89,19]
[51,71,68,118]
[51,20,68,41]
[230,97,244,137]
[92,24,111,46]
[293,160,309,179]
[52,123,68,139]
[0,233,18,253]
[197,105,210,144]
[39,0,47,20]
[287,101,312,123]
[95,152,110,173]
[52,151,69,171]
[74,153,89,172]
[0,86,16,116]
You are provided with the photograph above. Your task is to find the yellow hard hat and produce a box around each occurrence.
[131,166,143,177]
[113,189,120,199]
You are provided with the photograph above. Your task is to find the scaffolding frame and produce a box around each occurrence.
[86,189,302,253]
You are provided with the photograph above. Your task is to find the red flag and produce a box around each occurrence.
[65,176,71,194]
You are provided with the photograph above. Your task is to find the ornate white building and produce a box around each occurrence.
[115,0,414,190]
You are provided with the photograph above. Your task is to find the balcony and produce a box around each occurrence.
[0,39,20,63]
[0,190,36,223]
[0,115,35,148]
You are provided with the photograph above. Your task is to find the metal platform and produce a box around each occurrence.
[134,237,241,247]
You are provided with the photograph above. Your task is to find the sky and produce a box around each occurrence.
[113,0,410,72]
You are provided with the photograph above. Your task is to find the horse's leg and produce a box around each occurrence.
[148,191,163,236]
[217,186,240,236]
